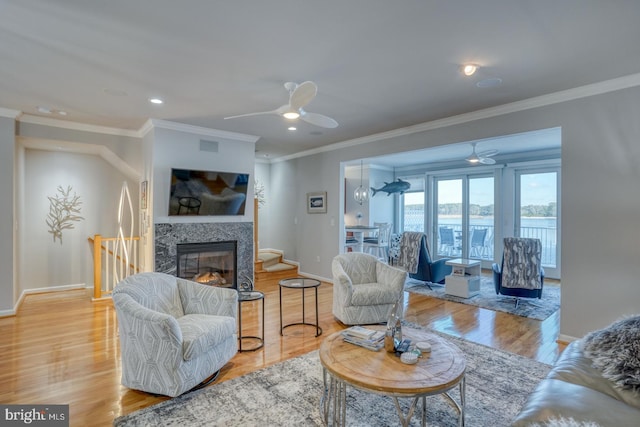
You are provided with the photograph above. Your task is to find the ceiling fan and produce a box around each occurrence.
[466,143,498,165]
[224,81,338,128]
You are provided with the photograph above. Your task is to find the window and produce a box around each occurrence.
[516,169,560,275]
[399,176,426,232]
[402,191,425,232]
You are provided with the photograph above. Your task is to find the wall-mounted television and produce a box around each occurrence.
[168,168,249,216]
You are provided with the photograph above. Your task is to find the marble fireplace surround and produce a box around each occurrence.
[155,222,254,285]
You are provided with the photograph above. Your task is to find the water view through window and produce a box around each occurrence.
[402,170,558,268]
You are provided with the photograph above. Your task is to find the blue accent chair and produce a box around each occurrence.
[407,233,452,285]
[493,237,545,307]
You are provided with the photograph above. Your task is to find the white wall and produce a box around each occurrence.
[344,164,370,226]
[151,126,256,225]
[368,166,395,226]
[0,116,15,312]
[263,85,640,339]
[21,149,138,290]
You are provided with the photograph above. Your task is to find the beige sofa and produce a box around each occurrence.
[512,340,640,426]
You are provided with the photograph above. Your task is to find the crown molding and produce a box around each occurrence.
[272,72,640,163]
[15,114,262,144]
[0,107,21,119]
[147,119,260,143]
[19,114,140,137]
[18,136,141,181]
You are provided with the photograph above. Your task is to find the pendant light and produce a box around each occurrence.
[353,160,369,205]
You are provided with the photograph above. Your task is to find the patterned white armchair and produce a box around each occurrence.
[332,253,407,325]
[112,272,238,397]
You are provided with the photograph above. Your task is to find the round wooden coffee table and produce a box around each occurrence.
[319,326,466,427]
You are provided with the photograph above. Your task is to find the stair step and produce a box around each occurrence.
[257,251,281,268]
[264,262,296,272]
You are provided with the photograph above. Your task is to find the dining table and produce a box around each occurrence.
[345,224,379,253]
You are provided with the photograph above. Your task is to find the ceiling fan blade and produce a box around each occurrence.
[289,81,317,110]
[299,111,339,128]
[479,157,496,165]
[478,149,498,158]
[224,109,279,120]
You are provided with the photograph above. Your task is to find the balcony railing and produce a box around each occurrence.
[403,215,557,267]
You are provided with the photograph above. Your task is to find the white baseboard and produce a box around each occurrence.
[283,258,300,267]
[0,308,16,317]
[0,283,89,317]
[557,333,579,344]
[297,270,331,284]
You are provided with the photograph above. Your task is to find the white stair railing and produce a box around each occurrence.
[89,234,140,299]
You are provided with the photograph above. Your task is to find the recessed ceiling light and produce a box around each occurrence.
[149,98,164,105]
[37,106,52,114]
[288,126,297,131]
[57,111,67,116]
[462,64,478,76]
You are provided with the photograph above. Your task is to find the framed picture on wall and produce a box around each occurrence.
[307,191,327,214]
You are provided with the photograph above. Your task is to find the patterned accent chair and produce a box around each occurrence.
[493,237,545,307]
[112,272,238,397]
[332,252,407,325]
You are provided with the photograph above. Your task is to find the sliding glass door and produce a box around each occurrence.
[435,179,462,258]
[434,175,494,263]
[468,176,494,260]
[516,169,560,277]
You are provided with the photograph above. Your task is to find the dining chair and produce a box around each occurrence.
[363,222,392,261]
[344,231,360,252]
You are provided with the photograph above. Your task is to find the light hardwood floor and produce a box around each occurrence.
[0,275,563,427]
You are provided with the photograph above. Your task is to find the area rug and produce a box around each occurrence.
[113,328,550,426]
[405,277,560,321]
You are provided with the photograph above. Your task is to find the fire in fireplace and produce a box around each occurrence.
[176,241,237,289]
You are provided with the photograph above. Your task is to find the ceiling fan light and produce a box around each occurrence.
[282,111,300,119]
[462,64,478,76]
[467,156,480,163]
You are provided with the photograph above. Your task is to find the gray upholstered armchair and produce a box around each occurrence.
[112,272,238,397]
[493,237,545,307]
[332,252,407,325]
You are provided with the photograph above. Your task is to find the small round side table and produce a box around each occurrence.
[279,277,322,337]
[237,290,265,352]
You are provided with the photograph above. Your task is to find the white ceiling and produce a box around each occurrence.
[2,1,640,162]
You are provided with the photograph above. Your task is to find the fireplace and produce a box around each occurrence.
[154,222,253,287]
[176,241,237,289]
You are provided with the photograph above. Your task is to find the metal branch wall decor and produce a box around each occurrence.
[46,185,84,244]
[254,179,266,208]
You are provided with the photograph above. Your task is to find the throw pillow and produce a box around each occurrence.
[581,315,640,392]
